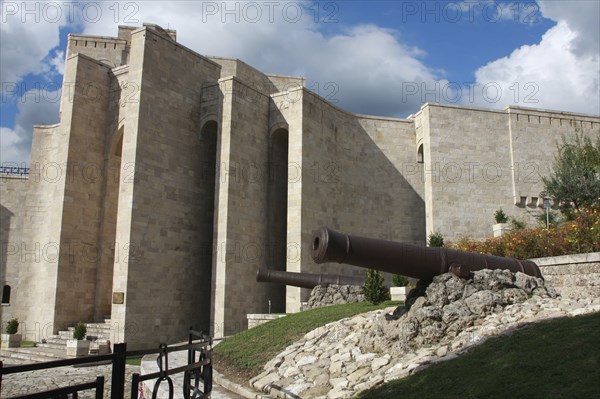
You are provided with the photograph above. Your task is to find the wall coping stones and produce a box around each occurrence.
[532,252,600,266]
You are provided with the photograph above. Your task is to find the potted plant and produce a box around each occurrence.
[390,275,409,301]
[66,322,90,357]
[493,208,511,237]
[1,318,22,348]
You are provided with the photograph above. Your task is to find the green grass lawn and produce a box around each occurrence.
[126,356,142,366]
[213,301,401,379]
[355,311,600,399]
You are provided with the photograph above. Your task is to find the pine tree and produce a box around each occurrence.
[363,269,389,305]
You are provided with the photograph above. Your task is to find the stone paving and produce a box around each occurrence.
[140,350,245,399]
[1,360,244,399]
[1,363,140,398]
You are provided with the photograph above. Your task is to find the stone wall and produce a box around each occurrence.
[212,76,272,336]
[0,176,27,324]
[534,252,600,299]
[112,26,223,347]
[295,89,425,309]
[53,53,112,331]
[416,103,600,241]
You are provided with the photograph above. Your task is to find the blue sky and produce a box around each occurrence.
[1,0,599,165]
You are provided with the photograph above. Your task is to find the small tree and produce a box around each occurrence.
[6,318,18,334]
[73,322,87,340]
[363,269,389,305]
[494,208,509,224]
[392,274,409,287]
[427,232,444,247]
[510,217,526,230]
[542,133,600,214]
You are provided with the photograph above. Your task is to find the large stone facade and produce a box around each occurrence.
[1,24,599,348]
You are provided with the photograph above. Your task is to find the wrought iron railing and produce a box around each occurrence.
[0,328,212,399]
[0,166,30,176]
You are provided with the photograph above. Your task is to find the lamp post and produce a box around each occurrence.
[543,199,551,228]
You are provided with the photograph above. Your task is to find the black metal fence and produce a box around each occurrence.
[0,328,212,399]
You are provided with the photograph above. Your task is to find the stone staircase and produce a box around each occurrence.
[0,319,114,365]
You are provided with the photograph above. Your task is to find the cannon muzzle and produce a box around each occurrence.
[311,227,542,280]
[256,268,365,289]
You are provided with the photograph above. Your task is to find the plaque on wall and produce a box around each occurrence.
[113,292,125,304]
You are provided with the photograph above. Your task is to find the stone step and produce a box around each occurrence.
[37,342,66,350]
[86,322,113,328]
[0,347,67,363]
[2,346,67,359]
[44,337,69,345]
[59,330,73,339]
[0,355,31,366]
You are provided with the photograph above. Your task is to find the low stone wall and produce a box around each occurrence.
[247,314,287,329]
[533,252,600,299]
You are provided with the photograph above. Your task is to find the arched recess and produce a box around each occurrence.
[1,285,11,304]
[197,120,219,330]
[93,125,124,321]
[417,142,424,164]
[267,127,289,313]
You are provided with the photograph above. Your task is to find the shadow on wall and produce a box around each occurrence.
[300,92,426,295]
[0,204,14,319]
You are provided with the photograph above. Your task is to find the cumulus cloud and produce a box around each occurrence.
[2,1,442,164]
[538,0,599,56]
[470,1,600,115]
[79,1,440,117]
[0,90,60,166]
[0,2,69,85]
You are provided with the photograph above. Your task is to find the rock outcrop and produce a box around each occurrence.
[305,285,365,310]
[250,269,599,399]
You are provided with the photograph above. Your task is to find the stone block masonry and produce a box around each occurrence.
[534,252,600,299]
[1,22,598,348]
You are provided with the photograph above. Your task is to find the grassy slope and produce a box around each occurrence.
[213,301,400,379]
[355,311,600,399]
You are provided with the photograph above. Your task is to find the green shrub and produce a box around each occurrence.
[392,274,409,287]
[6,318,19,334]
[510,217,527,230]
[494,208,509,224]
[73,322,87,340]
[427,232,444,247]
[363,269,389,305]
[450,203,600,258]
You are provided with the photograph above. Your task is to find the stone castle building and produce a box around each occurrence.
[1,24,599,348]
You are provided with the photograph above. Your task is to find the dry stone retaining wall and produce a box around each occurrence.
[251,269,600,399]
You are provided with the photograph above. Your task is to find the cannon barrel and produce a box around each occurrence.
[256,268,365,289]
[311,227,542,280]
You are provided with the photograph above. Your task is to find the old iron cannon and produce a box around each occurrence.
[256,268,365,289]
[311,227,542,280]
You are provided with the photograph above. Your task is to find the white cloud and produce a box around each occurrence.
[469,1,600,115]
[538,0,600,56]
[0,127,30,166]
[0,90,60,166]
[79,1,440,117]
[0,2,70,86]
